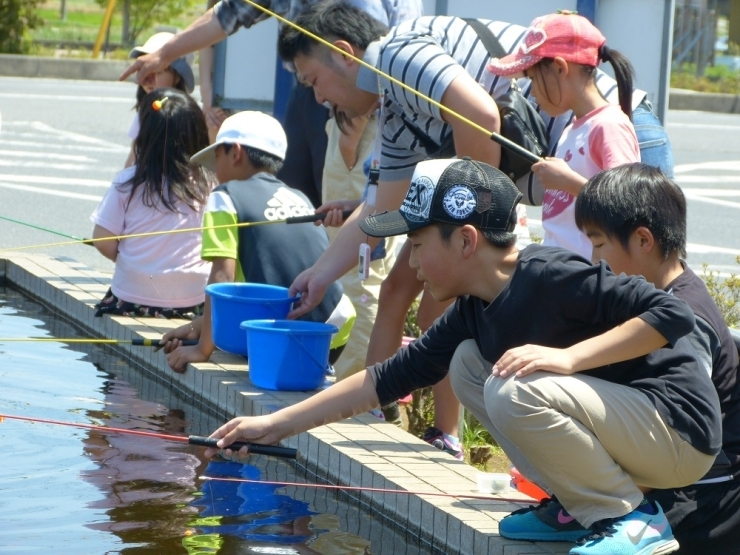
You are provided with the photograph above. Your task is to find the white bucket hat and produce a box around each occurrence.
[190,111,288,172]
[129,32,195,94]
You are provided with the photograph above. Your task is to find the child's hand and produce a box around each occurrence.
[314,200,360,227]
[288,266,330,320]
[531,157,587,196]
[492,345,576,378]
[166,343,209,373]
[159,318,201,353]
[205,415,280,460]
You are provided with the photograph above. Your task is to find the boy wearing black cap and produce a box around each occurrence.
[204,158,720,555]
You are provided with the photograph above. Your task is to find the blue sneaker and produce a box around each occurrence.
[569,502,679,555]
[500,496,589,542]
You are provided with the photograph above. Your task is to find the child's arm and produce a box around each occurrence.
[531,157,588,197]
[91,225,119,262]
[206,370,380,457]
[166,258,235,373]
[493,316,668,378]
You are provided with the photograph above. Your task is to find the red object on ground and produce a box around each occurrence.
[398,336,416,404]
[510,467,550,501]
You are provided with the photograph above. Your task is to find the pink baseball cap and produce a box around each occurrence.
[488,12,606,77]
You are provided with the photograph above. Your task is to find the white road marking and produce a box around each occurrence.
[0,159,92,171]
[0,174,110,187]
[667,122,740,131]
[674,160,740,173]
[684,193,740,210]
[676,176,740,184]
[0,139,126,153]
[0,182,101,201]
[0,93,131,103]
[0,150,96,162]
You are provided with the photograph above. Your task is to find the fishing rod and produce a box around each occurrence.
[0,210,354,253]
[0,413,296,459]
[242,0,542,165]
[200,476,534,503]
[0,337,198,347]
[0,414,531,502]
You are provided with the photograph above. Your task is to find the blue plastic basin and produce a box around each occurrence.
[240,319,337,391]
[206,283,298,355]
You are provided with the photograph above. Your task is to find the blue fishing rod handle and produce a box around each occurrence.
[286,209,354,225]
[188,435,297,459]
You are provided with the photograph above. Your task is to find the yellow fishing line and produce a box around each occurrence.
[0,219,281,253]
[246,0,494,137]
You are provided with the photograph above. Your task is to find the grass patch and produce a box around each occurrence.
[671,63,740,95]
[31,0,207,51]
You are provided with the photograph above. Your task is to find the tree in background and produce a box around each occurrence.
[95,0,201,48]
[0,0,43,53]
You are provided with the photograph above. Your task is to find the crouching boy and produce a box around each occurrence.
[163,111,354,372]
[204,158,721,555]
[575,162,740,555]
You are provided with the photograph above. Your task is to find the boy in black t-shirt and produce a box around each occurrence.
[203,158,721,555]
[575,163,740,555]
[162,111,354,373]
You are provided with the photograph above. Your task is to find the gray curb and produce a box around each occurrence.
[2,54,739,115]
[0,53,199,83]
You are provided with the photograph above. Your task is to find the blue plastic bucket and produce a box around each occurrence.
[206,283,298,355]
[240,319,338,391]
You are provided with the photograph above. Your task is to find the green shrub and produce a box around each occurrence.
[0,0,43,53]
[702,259,740,329]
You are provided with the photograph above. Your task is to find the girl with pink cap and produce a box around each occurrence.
[489,11,640,261]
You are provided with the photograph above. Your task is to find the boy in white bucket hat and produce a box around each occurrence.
[163,111,355,374]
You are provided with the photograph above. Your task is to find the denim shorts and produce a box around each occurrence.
[633,99,675,178]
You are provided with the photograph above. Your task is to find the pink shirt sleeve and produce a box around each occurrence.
[589,116,640,170]
[90,170,131,235]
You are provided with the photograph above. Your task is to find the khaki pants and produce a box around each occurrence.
[322,117,400,381]
[449,339,714,527]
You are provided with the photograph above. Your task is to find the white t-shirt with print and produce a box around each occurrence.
[542,104,640,259]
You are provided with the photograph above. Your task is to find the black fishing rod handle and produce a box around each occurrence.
[188,435,297,459]
[131,338,199,347]
[286,209,354,225]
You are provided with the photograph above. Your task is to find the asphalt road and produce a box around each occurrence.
[0,76,738,278]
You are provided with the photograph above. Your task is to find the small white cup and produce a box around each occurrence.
[477,472,511,494]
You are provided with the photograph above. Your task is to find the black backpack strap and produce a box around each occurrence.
[462,18,507,59]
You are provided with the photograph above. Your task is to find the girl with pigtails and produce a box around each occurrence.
[90,88,214,319]
[489,11,641,260]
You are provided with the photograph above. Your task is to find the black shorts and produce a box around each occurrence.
[94,288,203,320]
[647,475,740,554]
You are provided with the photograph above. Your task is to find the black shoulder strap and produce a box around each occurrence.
[462,18,507,59]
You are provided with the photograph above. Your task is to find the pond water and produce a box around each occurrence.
[0,286,436,555]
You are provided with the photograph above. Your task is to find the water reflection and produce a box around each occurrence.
[0,288,423,555]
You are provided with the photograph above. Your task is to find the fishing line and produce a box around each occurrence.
[0,413,296,459]
[241,0,541,163]
[0,215,91,243]
[0,337,198,346]
[200,476,532,503]
[0,415,532,502]
[0,210,353,253]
